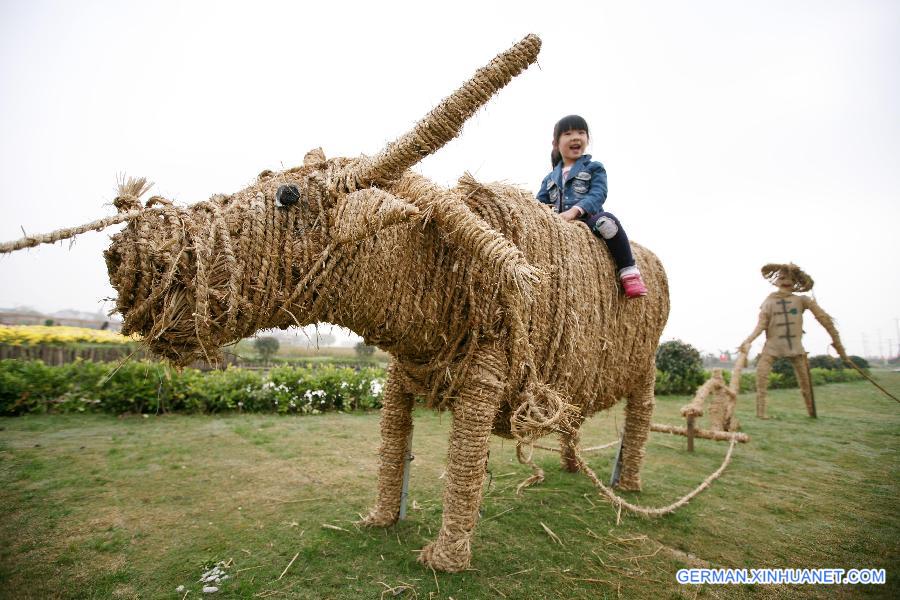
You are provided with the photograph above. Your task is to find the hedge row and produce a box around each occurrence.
[0,357,866,416]
[654,365,863,396]
[0,359,385,416]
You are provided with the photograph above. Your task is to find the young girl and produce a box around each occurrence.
[536,114,648,298]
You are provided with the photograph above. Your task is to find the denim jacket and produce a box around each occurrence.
[536,154,608,217]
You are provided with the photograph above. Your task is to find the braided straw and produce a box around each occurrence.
[761,262,814,292]
[649,423,749,443]
[0,177,156,254]
[351,34,541,187]
[572,437,739,520]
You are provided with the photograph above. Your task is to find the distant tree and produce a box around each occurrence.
[44,319,55,327]
[355,341,376,357]
[847,355,869,370]
[254,336,280,364]
[809,354,868,371]
[809,355,841,370]
[656,340,705,395]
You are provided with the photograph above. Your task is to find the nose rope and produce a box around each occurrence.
[0,205,157,254]
[101,172,335,366]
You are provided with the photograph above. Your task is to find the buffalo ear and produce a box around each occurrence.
[332,188,419,244]
[303,147,327,167]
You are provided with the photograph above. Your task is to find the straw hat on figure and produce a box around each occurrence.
[739,263,848,419]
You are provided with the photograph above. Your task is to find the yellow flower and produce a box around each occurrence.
[0,325,139,345]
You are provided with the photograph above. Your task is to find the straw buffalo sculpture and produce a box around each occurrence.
[2,35,670,571]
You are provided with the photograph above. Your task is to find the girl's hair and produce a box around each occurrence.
[550,114,590,168]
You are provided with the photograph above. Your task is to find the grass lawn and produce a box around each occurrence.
[1,374,898,599]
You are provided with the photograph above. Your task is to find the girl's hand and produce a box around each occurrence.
[559,207,583,222]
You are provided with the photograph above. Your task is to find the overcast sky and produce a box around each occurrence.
[1,0,898,358]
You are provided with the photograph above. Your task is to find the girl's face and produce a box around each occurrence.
[556,128,589,165]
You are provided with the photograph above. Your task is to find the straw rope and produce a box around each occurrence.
[0,208,152,254]
[572,436,738,519]
[0,179,159,255]
[352,35,542,188]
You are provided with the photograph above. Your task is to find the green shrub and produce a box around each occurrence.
[719,370,756,393]
[655,340,705,395]
[0,360,66,415]
[809,355,841,370]
[809,367,828,386]
[809,354,869,371]
[770,357,797,388]
[266,365,384,414]
[847,355,869,370]
[0,359,386,416]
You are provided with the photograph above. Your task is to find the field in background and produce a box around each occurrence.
[1,375,898,599]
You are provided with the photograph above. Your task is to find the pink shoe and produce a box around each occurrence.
[621,273,648,298]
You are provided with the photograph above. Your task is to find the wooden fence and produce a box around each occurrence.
[0,344,240,370]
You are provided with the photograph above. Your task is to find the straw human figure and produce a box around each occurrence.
[739,263,847,419]
[1,36,670,572]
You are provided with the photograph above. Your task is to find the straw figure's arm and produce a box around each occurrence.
[805,297,848,361]
[738,309,769,354]
[680,374,720,418]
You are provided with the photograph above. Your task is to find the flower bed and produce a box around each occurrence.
[0,359,385,416]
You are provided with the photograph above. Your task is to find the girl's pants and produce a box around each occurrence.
[583,211,635,271]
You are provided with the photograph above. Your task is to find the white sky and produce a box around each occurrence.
[1,0,898,358]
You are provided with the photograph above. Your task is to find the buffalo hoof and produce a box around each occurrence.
[357,508,398,528]
[615,478,642,492]
[418,537,471,573]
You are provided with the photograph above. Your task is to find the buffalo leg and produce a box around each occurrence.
[360,364,414,527]
[418,347,505,572]
[616,366,655,491]
[559,415,585,472]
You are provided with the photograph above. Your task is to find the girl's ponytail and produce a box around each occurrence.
[550,148,562,168]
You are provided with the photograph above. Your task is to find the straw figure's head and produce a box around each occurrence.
[761,262,814,293]
[103,35,543,366]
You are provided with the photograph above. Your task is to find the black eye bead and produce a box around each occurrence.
[275,184,301,207]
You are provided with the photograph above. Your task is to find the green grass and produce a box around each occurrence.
[1,375,898,599]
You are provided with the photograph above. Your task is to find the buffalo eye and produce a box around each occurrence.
[275,184,301,207]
